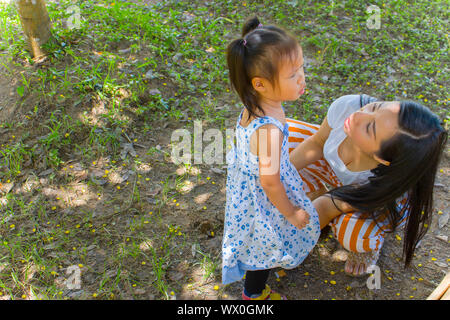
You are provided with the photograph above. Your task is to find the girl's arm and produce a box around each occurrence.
[254,124,309,229]
[289,116,332,171]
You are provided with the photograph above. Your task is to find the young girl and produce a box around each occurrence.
[222,17,328,300]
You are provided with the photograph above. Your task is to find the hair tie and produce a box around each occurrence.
[258,23,263,28]
[242,39,247,46]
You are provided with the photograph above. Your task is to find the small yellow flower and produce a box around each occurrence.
[78,264,84,268]
[304,272,309,276]
[213,285,219,291]
[330,280,336,285]
[330,271,335,275]
[92,293,98,298]
[117,186,121,190]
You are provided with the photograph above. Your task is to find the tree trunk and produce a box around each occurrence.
[16,0,52,59]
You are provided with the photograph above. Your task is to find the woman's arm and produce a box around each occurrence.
[289,116,332,171]
[313,195,355,229]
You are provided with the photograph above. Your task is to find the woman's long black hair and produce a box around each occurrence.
[329,96,448,267]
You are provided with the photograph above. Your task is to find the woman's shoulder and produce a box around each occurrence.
[327,94,376,129]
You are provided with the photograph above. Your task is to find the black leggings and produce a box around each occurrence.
[244,269,270,296]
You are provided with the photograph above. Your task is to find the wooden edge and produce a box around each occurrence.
[427,272,450,300]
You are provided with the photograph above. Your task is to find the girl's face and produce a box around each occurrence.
[275,46,306,101]
[252,46,306,104]
[343,101,401,160]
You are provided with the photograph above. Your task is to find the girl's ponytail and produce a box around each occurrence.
[226,16,300,121]
[242,16,262,37]
[226,38,264,120]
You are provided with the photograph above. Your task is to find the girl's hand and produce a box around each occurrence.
[287,207,310,230]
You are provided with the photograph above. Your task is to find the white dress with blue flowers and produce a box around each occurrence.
[222,110,321,285]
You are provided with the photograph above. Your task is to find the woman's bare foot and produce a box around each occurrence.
[344,250,380,277]
[345,260,367,276]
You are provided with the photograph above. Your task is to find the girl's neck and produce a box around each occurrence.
[259,96,283,113]
[240,99,285,128]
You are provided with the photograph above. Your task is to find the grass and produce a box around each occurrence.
[0,0,448,300]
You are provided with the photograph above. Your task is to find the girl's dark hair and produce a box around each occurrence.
[329,99,448,267]
[226,16,300,121]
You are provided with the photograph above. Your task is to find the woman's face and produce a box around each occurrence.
[343,101,401,160]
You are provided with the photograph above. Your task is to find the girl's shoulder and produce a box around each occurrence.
[238,109,286,134]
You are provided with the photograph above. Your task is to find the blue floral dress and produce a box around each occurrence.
[222,110,321,285]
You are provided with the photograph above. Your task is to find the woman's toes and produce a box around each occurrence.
[352,263,360,276]
[345,260,356,274]
[357,263,366,276]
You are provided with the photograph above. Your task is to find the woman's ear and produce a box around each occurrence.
[251,77,267,94]
[373,154,390,166]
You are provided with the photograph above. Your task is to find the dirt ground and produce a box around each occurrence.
[0,58,448,301]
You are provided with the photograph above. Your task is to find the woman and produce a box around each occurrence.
[288,94,447,275]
